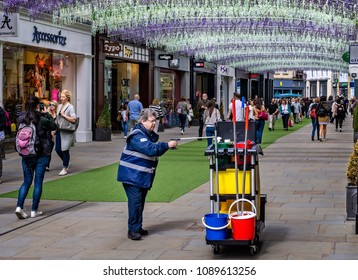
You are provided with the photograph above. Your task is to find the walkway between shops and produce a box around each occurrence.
[0,117,357,260]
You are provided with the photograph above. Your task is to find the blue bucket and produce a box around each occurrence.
[202,213,230,240]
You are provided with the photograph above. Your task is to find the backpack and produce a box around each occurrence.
[15,122,40,157]
[309,107,317,119]
[317,103,330,117]
[317,108,327,117]
[336,104,345,117]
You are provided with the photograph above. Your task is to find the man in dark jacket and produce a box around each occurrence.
[196,92,209,139]
[117,108,177,240]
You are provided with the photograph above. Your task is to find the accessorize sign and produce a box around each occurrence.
[32,26,67,46]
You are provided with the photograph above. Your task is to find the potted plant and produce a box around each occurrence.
[353,107,358,143]
[346,141,358,220]
[94,103,112,141]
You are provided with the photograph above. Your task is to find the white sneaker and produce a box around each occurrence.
[15,207,28,219]
[59,168,68,176]
[31,210,43,218]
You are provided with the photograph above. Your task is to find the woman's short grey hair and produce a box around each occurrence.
[140,108,157,122]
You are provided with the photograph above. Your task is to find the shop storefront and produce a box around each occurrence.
[0,12,92,142]
[194,61,217,102]
[217,64,235,118]
[154,50,190,128]
[101,40,150,132]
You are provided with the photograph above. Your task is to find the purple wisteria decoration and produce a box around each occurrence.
[3,0,357,72]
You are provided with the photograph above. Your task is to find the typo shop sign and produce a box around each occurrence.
[32,26,67,46]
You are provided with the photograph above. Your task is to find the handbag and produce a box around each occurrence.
[258,110,268,121]
[57,116,79,132]
[117,113,122,122]
[288,119,293,127]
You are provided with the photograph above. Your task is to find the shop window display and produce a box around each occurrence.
[2,46,68,134]
[160,73,178,128]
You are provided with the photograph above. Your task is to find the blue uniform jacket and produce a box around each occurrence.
[117,123,169,189]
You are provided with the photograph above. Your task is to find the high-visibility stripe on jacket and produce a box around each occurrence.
[117,124,169,189]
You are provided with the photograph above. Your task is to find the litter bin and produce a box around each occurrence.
[346,185,357,220]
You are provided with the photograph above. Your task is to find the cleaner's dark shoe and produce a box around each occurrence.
[128,231,142,240]
[140,229,148,236]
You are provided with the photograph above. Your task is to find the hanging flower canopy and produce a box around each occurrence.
[4,0,357,72]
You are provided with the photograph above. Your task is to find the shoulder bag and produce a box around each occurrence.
[258,110,268,121]
[56,106,79,132]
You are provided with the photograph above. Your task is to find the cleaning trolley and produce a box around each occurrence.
[202,102,267,255]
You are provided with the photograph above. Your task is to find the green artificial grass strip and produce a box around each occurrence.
[1,140,209,202]
[0,118,310,202]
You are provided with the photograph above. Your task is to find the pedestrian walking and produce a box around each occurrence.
[279,98,291,131]
[14,95,57,219]
[316,95,331,142]
[127,94,143,132]
[226,92,245,122]
[119,101,129,138]
[252,98,266,144]
[196,92,209,139]
[268,98,278,131]
[203,99,221,147]
[149,98,164,133]
[176,96,188,135]
[333,97,345,132]
[308,97,319,141]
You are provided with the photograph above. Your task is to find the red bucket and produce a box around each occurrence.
[232,140,253,165]
[228,199,257,240]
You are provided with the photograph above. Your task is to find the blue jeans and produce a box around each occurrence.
[311,118,317,139]
[123,183,148,233]
[55,132,70,168]
[178,114,187,132]
[206,126,215,146]
[17,156,49,211]
[121,120,128,136]
[255,119,265,144]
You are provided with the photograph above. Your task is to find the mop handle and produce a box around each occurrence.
[232,97,240,207]
[241,105,250,214]
[232,97,236,123]
[171,136,213,141]
[242,97,245,120]
[214,128,220,217]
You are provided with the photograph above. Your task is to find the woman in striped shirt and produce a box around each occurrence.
[149,98,164,133]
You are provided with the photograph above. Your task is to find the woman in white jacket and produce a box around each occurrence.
[203,99,221,147]
[55,90,77,176]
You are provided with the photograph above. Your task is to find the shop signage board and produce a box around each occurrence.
[104,40,149,62]
[0,12,19,37]
[158,54,173,60]
[349,65,358,79]
[349,44,358,64]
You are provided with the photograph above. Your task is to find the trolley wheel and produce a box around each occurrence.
[250,245,258,256]
[213,245,221,255]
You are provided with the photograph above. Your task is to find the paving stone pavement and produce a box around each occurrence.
[0,117,357,260]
